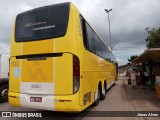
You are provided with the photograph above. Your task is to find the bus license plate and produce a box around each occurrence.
[30,97,42,102]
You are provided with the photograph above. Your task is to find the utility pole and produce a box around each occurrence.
[105,9,113,52]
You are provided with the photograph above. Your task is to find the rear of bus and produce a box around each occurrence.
[9,2,83,112]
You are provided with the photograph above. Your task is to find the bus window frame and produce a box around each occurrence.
[15,3,70,43]
[79,14,116,64]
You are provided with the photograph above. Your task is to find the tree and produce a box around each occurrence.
[128,55,138,63]
[145,28,160,48]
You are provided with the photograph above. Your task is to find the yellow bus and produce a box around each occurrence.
[9,2,117,112]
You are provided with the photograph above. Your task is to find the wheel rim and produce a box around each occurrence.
[1,89,8,99]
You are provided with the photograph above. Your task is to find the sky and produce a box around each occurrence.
[0,0,160,65]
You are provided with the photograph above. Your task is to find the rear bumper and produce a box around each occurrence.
[9,91,81,112]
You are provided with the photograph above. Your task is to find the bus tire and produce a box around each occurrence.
[0,85,8,103]
[93,88,100,106]
[101,82,107,100]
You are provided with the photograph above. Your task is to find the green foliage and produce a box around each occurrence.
[146,28,160,48]
[128,55,138,63]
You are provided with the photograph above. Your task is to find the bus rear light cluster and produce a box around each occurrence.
[73,55,80,94]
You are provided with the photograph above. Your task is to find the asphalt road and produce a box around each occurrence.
[0,79,157,120]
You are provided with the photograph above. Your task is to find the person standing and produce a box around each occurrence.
[144,70,149,88]
[131,69,137,89]
[136,70,140,87]
[140,70,145,86]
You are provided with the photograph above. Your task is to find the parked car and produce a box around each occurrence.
[0,78,9,102]
[0,54,9,103]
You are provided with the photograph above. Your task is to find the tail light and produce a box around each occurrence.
[73,55,80,94]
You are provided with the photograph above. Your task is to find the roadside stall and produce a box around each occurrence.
[155,76,160,100]
[133,48,160,100]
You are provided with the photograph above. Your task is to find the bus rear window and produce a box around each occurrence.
[15,3,70,42]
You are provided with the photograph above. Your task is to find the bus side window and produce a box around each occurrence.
[80,15,94,52]
[80,16,88,49]
[85,22,94,52]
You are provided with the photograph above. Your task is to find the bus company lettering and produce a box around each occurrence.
[33,25,55,31]
[24,21,47,28]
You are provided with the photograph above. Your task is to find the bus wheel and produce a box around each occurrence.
[93,88,100,106]
[0,85,8,103]
[101,82,107,100]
